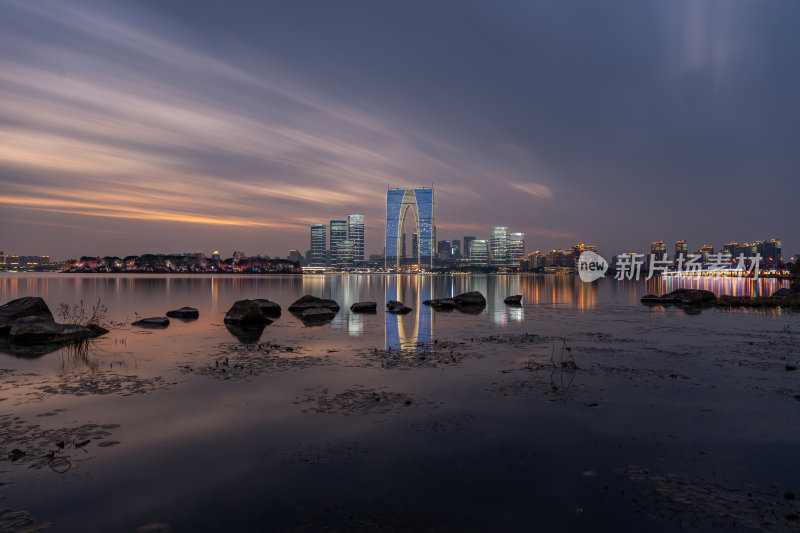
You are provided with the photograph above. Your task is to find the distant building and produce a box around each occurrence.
[336,240,355,268]
[675,240,688,262]
[451,239,461,258]
[437,240,452,259]
[310,224,327,267]
[347,214,365,263]
[463,236,476,258]
[527,251,545,270]
[211,250,221,261]
[757,238,781,267]
[469,239,489,266]
[232,251,246,262]
[287,250,302,264]
[330,219,348,266]
[697,244,714,264]
[489,227,509,267]
[508,232,525,268]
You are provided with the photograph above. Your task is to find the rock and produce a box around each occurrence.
[8,316,109,345]
[165,307,199,319]
[665,288,716,302]
[386,300,412,314]
[430,298,456,310]
[224,300,272,327]
[288,295,323,312]
[301,307,336,323]
[318,299,341,311]
[504,295,522,305]
[132,317,170,328]
[640,294,666,304]
[453,291,487,307]
[681,291,704,305]
[288,295,339,312]
[350,302,377,313]
[252,299,281,317]
[771,288,796,298]
[0,296,54,334]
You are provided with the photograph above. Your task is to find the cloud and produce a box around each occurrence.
[509,183,554,199]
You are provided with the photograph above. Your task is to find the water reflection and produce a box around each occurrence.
[648,275,787,297]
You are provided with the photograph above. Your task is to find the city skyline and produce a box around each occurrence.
[1,1,799,258]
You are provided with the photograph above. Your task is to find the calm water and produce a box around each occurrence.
[1,273,798,532]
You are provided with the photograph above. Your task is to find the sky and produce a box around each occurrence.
[1,0,799,260]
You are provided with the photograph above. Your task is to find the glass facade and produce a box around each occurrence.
[508,232,525,266]
[490,227,509,266]
[347,214,365,262]
[310,224,327,266]
[385,187,434,269]
[330,219,348,266]
[470,239,489,266]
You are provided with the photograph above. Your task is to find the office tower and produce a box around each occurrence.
[437,240,452,259]
[402,233,407,259]
[385,187,434,269]
[490,227,509,266]
[330,219,347,266]
[469,239,489,266]
[336,240,355,268]
[412,231,419,260]
[310,224,327,266]
[211,250,221,262]
[463,237,476,258]
[451,239,461,258]
[347,214,365,262]
[508,232,525,267]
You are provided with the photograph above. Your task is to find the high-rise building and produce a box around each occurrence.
[330,219,347,266]
[469,239,489,266]
[508,232,525,267]
[310,224,327,266]
[490,227,509,266]
[527,251,545,270]
[451,239,461,258]
[697,244,714,264]
[211,250,221,262]
[463,237,476,258]
[437,240,452,259]
[675,240,688,260]
[336,240,355,268]
[347,214,365,263]
[757,238,781,267]
[288,250,302,264]
[385,187,434,269]
[651,240,666,256]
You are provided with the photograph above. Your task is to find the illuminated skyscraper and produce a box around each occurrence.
[310,224,327,266]
[508,232,525,267]
[330,219,347,266]
[490,227,509,266]
[675,239,688,259]
[385,187,434,269]
[470,240,489,266]
[463,236,476,258]
[347,214,365,262]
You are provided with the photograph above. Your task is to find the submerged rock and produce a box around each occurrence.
[641,289,716,306]
[771,288,797,298]
[428,298,457,310]
[8,316,109,345]
[288,295,339,313]
[301,307,336,324]
[165,307,199,319]
[132,317,170,328]
[350,301,377,313]
[225,323,265,343]
[252,299,281,317]
[504,295,522,305]
[0,296,54,334]
[454,291,487,307]
[386,300,412,314]
[224,300,272,327]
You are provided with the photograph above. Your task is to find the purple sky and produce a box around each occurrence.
[1,1,798,260]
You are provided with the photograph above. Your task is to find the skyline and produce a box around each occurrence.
[2,1,799,258]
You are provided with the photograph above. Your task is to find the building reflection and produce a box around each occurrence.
[384,275,434,350]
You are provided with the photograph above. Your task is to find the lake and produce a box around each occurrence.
[1,273,799,532]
